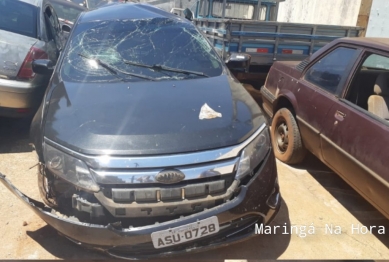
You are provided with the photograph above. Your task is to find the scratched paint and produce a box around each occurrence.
[277,0,362,26]
[366,0,389,37]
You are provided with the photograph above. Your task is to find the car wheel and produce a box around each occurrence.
[271,108,307,164]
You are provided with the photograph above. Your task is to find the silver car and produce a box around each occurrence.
[0,0,64,117]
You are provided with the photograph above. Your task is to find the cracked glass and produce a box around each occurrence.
[61,17,223,82]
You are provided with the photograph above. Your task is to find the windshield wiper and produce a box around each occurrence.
[123,60,210,78]
[78,53,156,81]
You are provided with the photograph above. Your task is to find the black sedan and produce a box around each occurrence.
[0,2,281,259]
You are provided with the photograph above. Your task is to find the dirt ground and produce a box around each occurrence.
[0,116,388,260]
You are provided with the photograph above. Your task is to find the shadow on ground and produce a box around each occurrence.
[26,226,108,260]
[293,153,389,248]
[0,117,33,154]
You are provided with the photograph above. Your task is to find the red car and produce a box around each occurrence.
[261,37,389,219]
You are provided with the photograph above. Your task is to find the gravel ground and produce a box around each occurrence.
[0,116,388,260]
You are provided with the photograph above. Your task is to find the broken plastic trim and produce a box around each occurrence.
[0,173,248,245]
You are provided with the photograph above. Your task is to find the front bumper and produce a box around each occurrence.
[0,151,281,259]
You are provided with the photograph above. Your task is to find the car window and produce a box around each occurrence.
[45,7,62,46]
[363,54,389,70]
[345,52,389,123]
[0,0,38,38]
[305,47,358,94]
[51,2,84,23]
[61,18,223,82]
[50,7,61,35]
[44,8,56,40]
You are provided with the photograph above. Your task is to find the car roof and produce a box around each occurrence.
[49,0,87,10]
[337,37,389,51]
[78,2,187,24]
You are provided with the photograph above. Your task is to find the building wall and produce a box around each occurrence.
[277,0,361,26]
[366,0,389,37]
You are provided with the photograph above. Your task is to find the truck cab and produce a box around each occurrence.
[192,0,284,21]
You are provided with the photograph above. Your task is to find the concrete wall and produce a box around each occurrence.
[366,0,389,37]
[277,0,361,26]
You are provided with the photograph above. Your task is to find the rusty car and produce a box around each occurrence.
[0,2,280,259]
[261,37,389,219]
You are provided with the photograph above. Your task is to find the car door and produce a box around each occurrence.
[294,46,362,159]
[320,50,389,219]
[44,5,62,61]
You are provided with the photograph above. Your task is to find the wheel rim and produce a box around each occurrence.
[276,121,289,153]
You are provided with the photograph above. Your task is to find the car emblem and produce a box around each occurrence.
[156,169,185,184]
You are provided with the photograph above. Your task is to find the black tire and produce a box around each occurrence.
[271,108,307,164]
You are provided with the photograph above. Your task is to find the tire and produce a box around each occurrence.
[271,108,307,164]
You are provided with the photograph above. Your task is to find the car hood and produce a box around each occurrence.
[44,75,265,155]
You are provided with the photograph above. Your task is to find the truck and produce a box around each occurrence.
[180,0,362,90]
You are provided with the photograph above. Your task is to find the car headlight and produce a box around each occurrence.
[236,127,270,180]
[43,144,100,192]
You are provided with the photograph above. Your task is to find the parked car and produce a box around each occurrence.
[261,37,389,219]
[0,3,280,259]
[0,0,64,117]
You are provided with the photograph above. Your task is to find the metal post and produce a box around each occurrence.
[274,2,280,21]
[222,0,227,19]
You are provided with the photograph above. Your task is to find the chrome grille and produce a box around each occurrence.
[110,180,226,203]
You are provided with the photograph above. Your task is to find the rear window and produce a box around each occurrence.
[51,2,84,23]
[61,18,223,83]
[0,0,38,38]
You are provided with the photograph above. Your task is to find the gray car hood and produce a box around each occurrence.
[43,75,265,155]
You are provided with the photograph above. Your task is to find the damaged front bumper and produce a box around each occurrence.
[0,150,281,259]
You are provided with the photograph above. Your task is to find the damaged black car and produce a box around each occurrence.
[0,2,280,259]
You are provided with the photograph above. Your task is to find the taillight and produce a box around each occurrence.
[17,46,49,80]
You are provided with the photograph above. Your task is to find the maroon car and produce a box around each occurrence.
[261,37,389,219]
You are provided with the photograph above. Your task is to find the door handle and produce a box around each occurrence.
[335,110,346,121]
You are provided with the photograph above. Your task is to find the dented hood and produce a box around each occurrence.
[43,75,265,155]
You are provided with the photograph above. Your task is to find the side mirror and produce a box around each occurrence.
[32,59,54,75]
[183,8,193,21]
[225,53,251,73]
[62,24,71,33]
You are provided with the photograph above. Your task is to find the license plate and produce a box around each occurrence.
[151,216,219,249]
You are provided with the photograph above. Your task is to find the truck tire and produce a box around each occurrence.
[271,108,306,164]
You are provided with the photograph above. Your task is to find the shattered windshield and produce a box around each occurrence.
[61,18,223,82]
